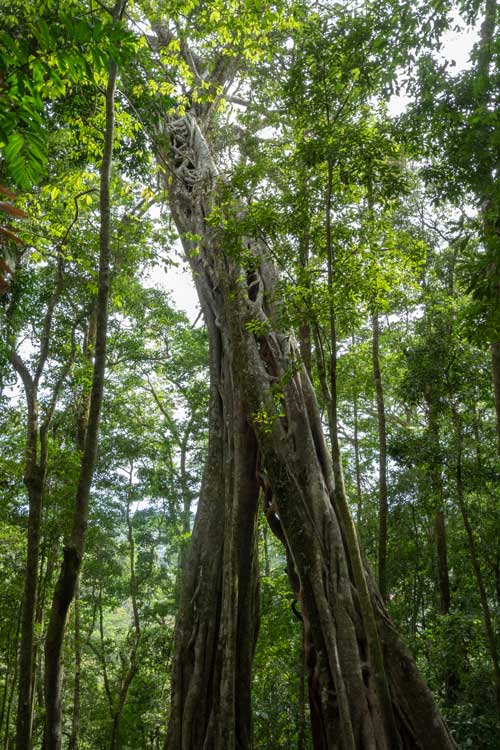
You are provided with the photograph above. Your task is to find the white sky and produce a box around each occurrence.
[389,18,479,115]
[164,252,200,323]
[143,245,199,323]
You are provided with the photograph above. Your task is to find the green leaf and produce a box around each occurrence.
[4,132,25,161]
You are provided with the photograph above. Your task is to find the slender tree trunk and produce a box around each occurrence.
[352,381,363,526]
[0,645,11,738]
[0,606,21,746]
[110,667,138,750]
[298,231,312,377]
[9,353,44,750]
[43,8,124,744]
[32,547,48,723]
[177,425,193,589]
[475,0,500,453]
[312,325,331,418]
[97,589,113,720]
[68,576,81,750]
[324,160,343,490]
[16,471,43,750]
[30,541,58,740]
[425,399,451,615]
[4,611,21,750]
[11,249,75,750]
[147,386,196,599]
[491,341,500,454]
[434,510,450,615]
[109,464,141,750]
[495,553,500,607]
[68,318,92,750]
[4,679,17,750]
[454,409,500,712]
[410,506,422,638]
[262,521,270,578]
[372,313,388,601]
[425,397,459,703]
[160,111,456,750]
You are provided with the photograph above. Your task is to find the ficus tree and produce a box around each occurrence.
[134,1,459,747]
[1,0,499,747]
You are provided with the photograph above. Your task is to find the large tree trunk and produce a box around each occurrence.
[162,121,260,750]
[164,282,260,749]
[161,112,456,749]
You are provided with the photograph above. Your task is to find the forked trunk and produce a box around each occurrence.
[165,298,260,749]
[161,113,456,749]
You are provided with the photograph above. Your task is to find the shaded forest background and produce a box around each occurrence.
[0,0,499,747]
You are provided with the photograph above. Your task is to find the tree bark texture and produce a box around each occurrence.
[160,112,456,750]
[164,280,261,749]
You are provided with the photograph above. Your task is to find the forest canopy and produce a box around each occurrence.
[0,0,499,748]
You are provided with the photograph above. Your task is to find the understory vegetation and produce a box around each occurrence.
[1,0,499,747]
